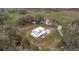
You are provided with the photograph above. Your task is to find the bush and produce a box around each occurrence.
[33,14,44,24]
[0,40,11,51]
[17,15,34,26]
[21,38,31,49]
[0,11,10,25]
[18,9,27,14]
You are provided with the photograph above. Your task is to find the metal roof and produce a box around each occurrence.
[31,27,46,38]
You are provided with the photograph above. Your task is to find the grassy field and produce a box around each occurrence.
[25,10,79,25]
[9,10,79,23]
[16,24,62,50]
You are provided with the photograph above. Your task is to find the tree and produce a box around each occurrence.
[0,10,10,25]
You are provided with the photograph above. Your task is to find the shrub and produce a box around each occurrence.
[17,15,33,26]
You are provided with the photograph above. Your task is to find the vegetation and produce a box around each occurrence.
[0,8,79,51]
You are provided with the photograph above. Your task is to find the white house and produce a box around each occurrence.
[31,27,46,38]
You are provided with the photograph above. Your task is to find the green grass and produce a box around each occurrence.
[9,12,23,22]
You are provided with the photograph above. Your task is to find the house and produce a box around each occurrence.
[31,27,46,38]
